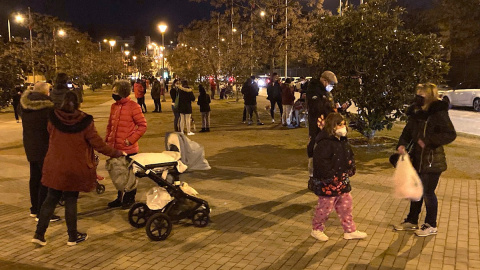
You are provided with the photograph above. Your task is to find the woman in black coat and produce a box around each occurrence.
[177,80,196,135]
[393,83,456,236]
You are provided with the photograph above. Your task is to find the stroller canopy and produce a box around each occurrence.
[165,132,211,171]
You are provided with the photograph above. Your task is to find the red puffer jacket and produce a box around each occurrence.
[105,97,147,154]
[134,83,145,98]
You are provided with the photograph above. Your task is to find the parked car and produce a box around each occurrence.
[441,81,480,112]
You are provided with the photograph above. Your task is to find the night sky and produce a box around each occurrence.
[0,0,431,42]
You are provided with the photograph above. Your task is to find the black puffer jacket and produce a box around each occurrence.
[177,86,195,114]
[20,90,54,162]
[397,100,456,173]
[312,130,355,196]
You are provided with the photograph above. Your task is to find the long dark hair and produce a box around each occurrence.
[60,91,80,113]
[198,84,206,96]
[324,113,345,137]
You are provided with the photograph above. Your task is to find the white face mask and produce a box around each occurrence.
[335,126,347,137]
[325,84,334,92]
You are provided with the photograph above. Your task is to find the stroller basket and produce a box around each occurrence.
[126,156,211,241]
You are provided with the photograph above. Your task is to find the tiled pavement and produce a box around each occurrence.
[0,96,479,270]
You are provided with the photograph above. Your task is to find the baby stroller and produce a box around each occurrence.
[126,132,211,241]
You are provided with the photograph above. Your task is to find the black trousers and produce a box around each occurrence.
[406,172,441,227]
[270,99,283,119]
[29,160,48,215]
[137,97,147,112]
[36,188,79,238]
[153,98,162,112]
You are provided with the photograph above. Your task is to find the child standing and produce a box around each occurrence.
[309,112,367,241]
[197,84,211,132]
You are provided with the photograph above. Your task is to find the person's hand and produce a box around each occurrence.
[417,139,425,149]
[317,115,325,129]
[124,139,131,146]
[121,151,127,156]
[397,145,406,155]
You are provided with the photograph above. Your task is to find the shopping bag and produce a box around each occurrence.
[146,187,172,210]
[392,154,423,201]
[105,156,137,192]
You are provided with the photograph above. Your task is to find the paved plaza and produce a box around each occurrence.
[0,88,479,270]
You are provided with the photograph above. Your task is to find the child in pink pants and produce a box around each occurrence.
[308,113,367,241]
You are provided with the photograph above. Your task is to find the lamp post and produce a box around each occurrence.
[54,29,66,72]
[124,50,130,77]
[8,14,25,42]
[158,23,167,77]
[27,7,35,83]
[285,0,288,79]
[109,40,116,83]
[132,55,137,77]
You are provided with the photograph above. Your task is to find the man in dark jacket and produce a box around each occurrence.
[306,71,338,176]
[241,77,264,125]
[151,78,162,112]
[20,82,60,221]
[50,73,70,109]
[266,73,283,123]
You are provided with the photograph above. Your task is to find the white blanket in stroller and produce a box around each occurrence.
[165,132,211,171]
[131,152,188,174]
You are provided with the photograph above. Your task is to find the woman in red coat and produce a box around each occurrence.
[106,80,147,209]
[32,92,124,247]
[134,79,147,113]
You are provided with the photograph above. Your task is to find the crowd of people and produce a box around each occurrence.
[14,68,456,246]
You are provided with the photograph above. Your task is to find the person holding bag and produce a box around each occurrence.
[393,83,456,236]
[309,113,367,241]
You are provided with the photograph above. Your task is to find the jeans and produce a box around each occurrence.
[282,105,293,125]
[312,193,356,233]
[137,97,147,112]
[201,112,210,129]
[36,188,79,238]
[270,99,283,119]
[180,113,192,133]
[171,105,180,132]
[406,172,441,227]
[29,160,48,215]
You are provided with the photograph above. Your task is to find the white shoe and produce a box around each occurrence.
[311,229,329,241]
[187,132,195,136]
[344,230,367,240]
[415,223,437,237]
[271,119,275,123]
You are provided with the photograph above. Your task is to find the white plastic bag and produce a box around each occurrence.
[146,187,172,210]
[180,182,199,197]
[392,154,423,201]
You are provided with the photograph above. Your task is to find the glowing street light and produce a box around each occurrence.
[58,29,66,37]
[108,40,116,83]
[158,23,168,76]
[109,40,116,47]
[103,39,107,43]
[260,11,266,17]
[54,28,66,71]
[124,50,130,56]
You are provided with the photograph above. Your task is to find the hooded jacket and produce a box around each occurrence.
[397,100,456,173]
[134,82,145,98]
[177,85,196,114]
[151,80,161,100]
[20,90,54,162]
[241,82,258,105]
[312,130,355,196]
[105,97,147,154]
[50,84,70,108]
[281,83,295,105]
[42,109,123,192]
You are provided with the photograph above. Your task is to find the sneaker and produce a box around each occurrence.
[187,132,195,136]
[35,215,61,222]
[30,213,37,218]
[393,220,418,231]
[257,122,264,125]
[344,230,368,240]
[31,234,47,246]
[415,224,438,237]
[67,232,88,246]
[311,229,329,241]
[287,124,296,129]
[271,119,275,123]
[108,199,122,208]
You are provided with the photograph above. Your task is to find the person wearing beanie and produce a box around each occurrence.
[105,80,147,209]
[20,82,61,221]
[32,91,125,247]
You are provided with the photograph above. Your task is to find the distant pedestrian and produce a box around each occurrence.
[281,78,295,127]
[241,77,264,126]
[12,86,23,123]
[106,80,147,209]
[50,73,70,109]
[266,73,283,123]
[134,79,147,113]
[210,79,216,99]
[393,83,456,236]
[177,80,196,135]
[197,84,211,132]
[20,82,60,222]
[31,91,124,247]
[306,71,338,176]
[151,78,162,112]
[160,77,167,102]
[170,79,180,132]
[310,112,367,242]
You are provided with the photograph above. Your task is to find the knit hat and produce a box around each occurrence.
[33,82,50,95]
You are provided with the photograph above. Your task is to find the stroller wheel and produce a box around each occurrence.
[96,184,105,194]
[145,213,172,241]
[191,209,210,227]
[128,202,150,228]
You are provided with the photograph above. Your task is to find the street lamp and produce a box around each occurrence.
[109,40,116,83]
[260,11,266,17]
[158,23,167,77]
[14,9,35,82]
[54,28,66,72]
[7,14,25,42]
[124,50,130,76]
